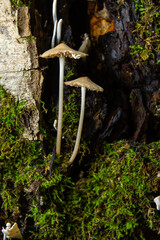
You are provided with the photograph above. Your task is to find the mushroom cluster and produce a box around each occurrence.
[40,43,88,156]
[40,5,104,164]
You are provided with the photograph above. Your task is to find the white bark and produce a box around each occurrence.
[0,0,42,140]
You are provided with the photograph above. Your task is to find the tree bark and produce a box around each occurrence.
[0,0,43,140]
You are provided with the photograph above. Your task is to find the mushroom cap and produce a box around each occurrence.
[7,223,22,239]
[154,196,160,204]
[154,196,160,210]
[6,223,11,228]
[40,43,88,59]
[64,77,104,92]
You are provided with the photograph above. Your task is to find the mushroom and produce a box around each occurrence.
[64,77,104,165]
[78,33,91,63]
[2,223,22,240]
[2,223,11,240]
[78,33,91,54]
[40,43,88,156]
[154,196,160,210]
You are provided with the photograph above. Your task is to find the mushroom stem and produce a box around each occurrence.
[57,19,63,45]
[52,0,57,26]
[51,20,57,48]
[56,56,65,156]
[51,0,57,48]
[68,86,86,164]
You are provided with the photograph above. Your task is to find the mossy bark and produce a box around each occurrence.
[0,0,43,140]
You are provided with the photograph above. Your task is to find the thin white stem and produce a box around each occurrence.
[3,233,6,240]
[56,57,65,156]
[51,20,57,48]
[57,19,63,45]
[51,0,57,48]
[68,87,86,165]
[52,0,57,24]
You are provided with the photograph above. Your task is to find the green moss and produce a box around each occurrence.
[0,85,43,215]
[10,0,32,9]
[29,140,160,239]
[65,140,160,240]
[0,85,160,239]
[130,0,160,65]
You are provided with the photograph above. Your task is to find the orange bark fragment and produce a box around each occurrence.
[90,4,115,42]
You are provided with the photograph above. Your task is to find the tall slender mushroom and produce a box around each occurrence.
[64,77,104,165]
[40,43,88,156]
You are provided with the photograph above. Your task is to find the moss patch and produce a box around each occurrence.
[130,0,160,65]
[0,85,160,239]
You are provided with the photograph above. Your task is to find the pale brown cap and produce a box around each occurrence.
[7,223,23,239]
[40,43,88,59]
[64,77,104,92]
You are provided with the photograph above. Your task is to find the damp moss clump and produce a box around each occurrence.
[130,0,160,64]
[30,141,160,239]
[64,140,160,240]
[0,85,43,216]
[0,84,160,239]
[0,85,74,239]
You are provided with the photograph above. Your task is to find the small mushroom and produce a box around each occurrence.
[2,223,22,240]
[78,33,91,63]
[157,171,160,177]
[78,33,91,54]
[154,196,160,210]
[2,223,11,240]
[64,77,103,164]
[40,43,88,156]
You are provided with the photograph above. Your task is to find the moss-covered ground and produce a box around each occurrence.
[0,85,160,239]
[3,0,160,238]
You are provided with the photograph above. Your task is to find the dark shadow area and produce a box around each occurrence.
[68,0,90,49]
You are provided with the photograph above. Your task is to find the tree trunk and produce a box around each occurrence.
[1,0,160,141]
[0,0,43,140]
[55,0,160,143]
